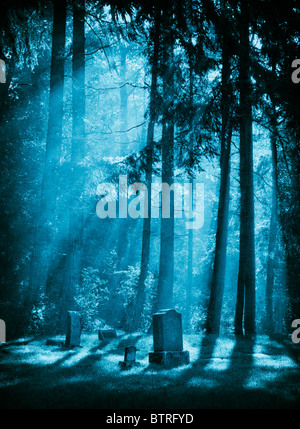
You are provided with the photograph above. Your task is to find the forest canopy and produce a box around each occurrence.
[0,0,299,340]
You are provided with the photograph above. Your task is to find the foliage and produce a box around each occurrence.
[74,267,109,332]
[115,264,140,330]
[26,293,47,336]
[140,271,156,331]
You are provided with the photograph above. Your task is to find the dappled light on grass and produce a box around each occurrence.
[252,353,297,369]
[187,377,219,388]
[204,358,231,371]
[1,332,299,409]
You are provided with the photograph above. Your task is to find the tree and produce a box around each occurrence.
[27,0,67,310]
[264,62,279,333]
[206,29,233,335]
[116,39,130,270]
[156,5,175,311]
[61,0,86,322]
[133,6,161,329]
[234,0,256,336]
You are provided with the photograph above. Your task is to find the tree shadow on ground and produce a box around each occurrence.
[91,334,143,354]
[268,333,300,363]
[1,333,299,409]
[225,335,254,384]
[194,333,218,365]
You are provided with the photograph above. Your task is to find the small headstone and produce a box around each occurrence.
[149,309,189,367]
[125,346,137,363]
[119,346,140,370]
[65,311,81,348]
[98,329,117,342]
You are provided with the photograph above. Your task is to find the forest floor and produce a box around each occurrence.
[0,332,300,409]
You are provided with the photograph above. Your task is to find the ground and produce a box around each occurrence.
[0,332,299,409]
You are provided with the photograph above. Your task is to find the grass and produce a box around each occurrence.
[0,332,299,409]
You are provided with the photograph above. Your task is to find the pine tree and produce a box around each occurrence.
[61,0,86,322]
[234,0,256,336]
[27,0,67,310]
[133,7,161,329]
[156,5,175,311]
[206,31,233,334]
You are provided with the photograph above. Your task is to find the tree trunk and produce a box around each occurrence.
[117,42,130,270]
[265,98,278,333]
[157,121,175,311]
[133,9,161,330]
[186,180,194,327]
[27,0,67,309]
[185,37,195,329]
[119,42,129,148]
[156,15,175,311]
[234,0,256,336]
[206,36,232,334]
[61,0,86,320]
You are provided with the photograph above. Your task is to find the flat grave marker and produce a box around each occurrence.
[98,329,118,342]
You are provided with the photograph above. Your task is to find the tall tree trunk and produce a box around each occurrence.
[186,183,193,326]
[234,0,256,336]
[206,36,232,334]
[27,0,67,309]
[156,15,175,310]
[117,41,130,270]
[133,9,161,330]
[157,122,174,311]
[61,0,86,321]
[265,97,278,333]
[119,42,129,148]
[185,36,195,329]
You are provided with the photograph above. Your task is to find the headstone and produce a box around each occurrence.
[149,309,189,367]
[125,346,137,363]
[153,309,183,352]
[98,329,117,342]
[119,346,140,370]
[65,311,81,347]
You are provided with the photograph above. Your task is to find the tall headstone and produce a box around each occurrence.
[149,309,189,367]
[65,311,81,347]
[153,309,183,352]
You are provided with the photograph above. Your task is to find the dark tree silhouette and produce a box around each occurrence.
[28,0,67,310]
[234,0,256,336]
